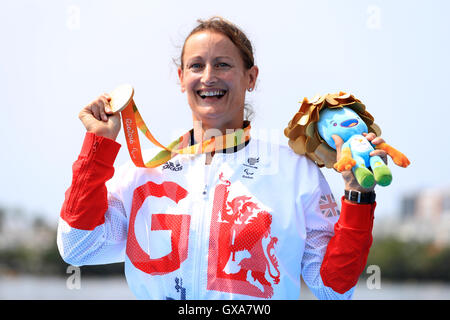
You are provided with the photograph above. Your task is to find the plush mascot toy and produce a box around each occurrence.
[284,92,410,188]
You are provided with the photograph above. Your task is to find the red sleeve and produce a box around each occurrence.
[60,132,121,230]
[319,196,376,294]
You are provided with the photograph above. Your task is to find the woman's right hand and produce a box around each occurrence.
[79,93,121,140]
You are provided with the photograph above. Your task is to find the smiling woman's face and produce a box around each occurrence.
[178,31,258,131]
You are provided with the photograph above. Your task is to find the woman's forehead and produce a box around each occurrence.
[183,31,240,59]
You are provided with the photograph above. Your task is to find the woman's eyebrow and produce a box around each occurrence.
[186,55,203,62]
[185,55,234,65]
[214,56,233,60]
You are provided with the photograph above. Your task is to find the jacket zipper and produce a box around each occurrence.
[193,156,212,299]
[66,139,99,213]
[203,161,211,196]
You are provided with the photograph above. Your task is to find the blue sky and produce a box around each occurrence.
[1,0,449,224]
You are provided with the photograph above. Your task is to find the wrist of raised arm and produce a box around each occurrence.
[80,132,121,166]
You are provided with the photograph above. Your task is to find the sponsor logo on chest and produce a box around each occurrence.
[242,157,259,179]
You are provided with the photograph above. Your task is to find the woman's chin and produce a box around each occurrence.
[193,105,227,120]
[190,100,243,129]
[193,110,234,129]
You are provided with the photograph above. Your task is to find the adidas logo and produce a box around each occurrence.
[162,160,183,172]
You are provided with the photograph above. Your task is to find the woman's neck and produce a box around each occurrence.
[192,119,244,145]
[192,118,245,165]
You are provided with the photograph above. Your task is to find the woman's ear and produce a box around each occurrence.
[248,65,259,90]
[178,67,186,93]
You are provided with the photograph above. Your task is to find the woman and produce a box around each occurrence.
[58,17,386,300]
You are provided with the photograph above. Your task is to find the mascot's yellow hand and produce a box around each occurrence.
[333,142,356,172]
[392,153,410,168]
[375,143,411,168]
[334,155,356,172]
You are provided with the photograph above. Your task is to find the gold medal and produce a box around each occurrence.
[109,84,134,113]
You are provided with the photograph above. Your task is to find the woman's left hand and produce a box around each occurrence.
[331,133,388,192]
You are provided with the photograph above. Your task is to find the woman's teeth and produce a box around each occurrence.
[198,90,226,99]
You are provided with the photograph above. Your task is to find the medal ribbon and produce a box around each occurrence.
[120,99,251,168]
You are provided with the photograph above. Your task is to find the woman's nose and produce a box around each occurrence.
[201,64,217,85]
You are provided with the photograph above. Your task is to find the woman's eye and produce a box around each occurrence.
[216,62,230,68]
[188,62,230,71]
[190,63,203,70]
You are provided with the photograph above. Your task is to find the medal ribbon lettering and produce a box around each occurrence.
[119,99,251,168]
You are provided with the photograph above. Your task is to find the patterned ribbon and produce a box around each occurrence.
[120,99,251,168]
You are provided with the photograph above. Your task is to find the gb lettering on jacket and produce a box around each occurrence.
[125,172,280,299]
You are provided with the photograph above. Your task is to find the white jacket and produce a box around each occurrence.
[57,133,355,300]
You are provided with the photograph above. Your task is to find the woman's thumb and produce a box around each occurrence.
[331,134,343,151]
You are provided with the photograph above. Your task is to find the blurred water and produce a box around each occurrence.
[0,275,135,300]
[1,276,449,300]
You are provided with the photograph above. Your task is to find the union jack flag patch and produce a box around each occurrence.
[319,194,340,217]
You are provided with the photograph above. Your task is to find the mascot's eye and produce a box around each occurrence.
[333,123,337,126]
[340,119,359,128]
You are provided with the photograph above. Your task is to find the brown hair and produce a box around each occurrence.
[179,16,255,71]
